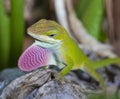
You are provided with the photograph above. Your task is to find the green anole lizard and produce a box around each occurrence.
[19,19,120,90]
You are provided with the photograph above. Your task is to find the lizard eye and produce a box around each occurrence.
[49,34,56,38]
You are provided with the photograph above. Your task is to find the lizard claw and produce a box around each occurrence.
[55,73,65,82]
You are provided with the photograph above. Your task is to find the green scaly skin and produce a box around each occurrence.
[27,19,120,92]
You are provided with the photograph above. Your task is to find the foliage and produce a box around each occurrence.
[75,0,106,41]
[0,0,24,69]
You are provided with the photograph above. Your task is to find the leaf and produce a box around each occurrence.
[0,0,10,68]
[75,0,91,17]
[75,0,106,41]
[10,0,25,66]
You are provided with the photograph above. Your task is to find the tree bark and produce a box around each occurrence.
[0,68,96,99]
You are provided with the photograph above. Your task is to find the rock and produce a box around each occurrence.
[0,68,25,95]
[0,68,25,81]
[0,68,101,99]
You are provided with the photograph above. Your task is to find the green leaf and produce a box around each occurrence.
[10,0,25,66]
[0,0,10,68]
[75,0,91,17]
[75,0,106,41]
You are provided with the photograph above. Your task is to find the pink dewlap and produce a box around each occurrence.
[18,45,50,71]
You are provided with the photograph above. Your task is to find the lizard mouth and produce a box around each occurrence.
[34,38,54,44]
[28,32,61,48]
[28,32,60,44]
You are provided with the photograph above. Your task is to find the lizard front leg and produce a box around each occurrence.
[56,55,73,80]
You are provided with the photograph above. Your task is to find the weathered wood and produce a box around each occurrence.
[0,68,101,99]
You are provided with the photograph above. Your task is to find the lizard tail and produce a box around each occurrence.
[86,58,120,70]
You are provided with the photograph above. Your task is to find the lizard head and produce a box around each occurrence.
[27,19,68,48]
